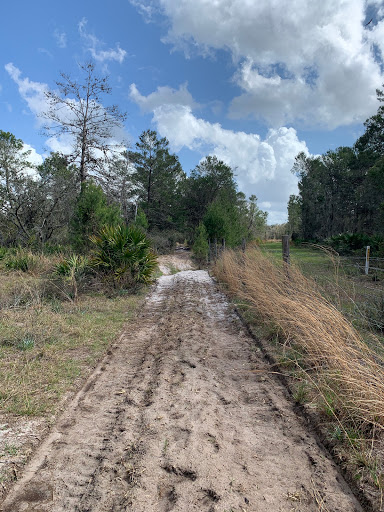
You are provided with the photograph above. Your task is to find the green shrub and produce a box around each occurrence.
[17,337,35,351]
[90,224,157,286]
[133,209,149,231]
[326,233,384,255]
[70,182,122,252]
[42,243,69,255]
[53,254,90,301]
[54,254,89,277]
[193,222,209,265]
[5,251,37,272]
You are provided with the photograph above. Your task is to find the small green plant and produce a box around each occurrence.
[5,251,36,272]
[17,337,35,351]
[54,254,89,278]
[0,247,8,260]
[90,224,157,286]
[353,451,384,490]
[330,425,343,441]
[344,427,361,447]
[162,438,169,455]
[193,222,209,265]
[293,381,308,404]
[54,254,90,301]
[2,443,18,456]
[319,389,338,418]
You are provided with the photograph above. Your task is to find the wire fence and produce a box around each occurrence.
[208,239,384,333]
[341,256,384,274]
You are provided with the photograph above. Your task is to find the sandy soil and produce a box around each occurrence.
[157,251,195,275]
[0,254,363,512]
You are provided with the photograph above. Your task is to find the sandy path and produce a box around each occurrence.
[0,260,363,512]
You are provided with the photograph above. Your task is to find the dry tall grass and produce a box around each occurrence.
[214,248,384,429]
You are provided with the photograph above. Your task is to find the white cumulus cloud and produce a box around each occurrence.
[129,82,198,112]
[132,0,384,129]
[5,63,48,123]
[23,144,44,167]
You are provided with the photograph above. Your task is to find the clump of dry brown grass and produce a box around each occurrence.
[214,248,384,429]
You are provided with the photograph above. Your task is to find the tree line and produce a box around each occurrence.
[0,63,267,254]
[288,88,384,252]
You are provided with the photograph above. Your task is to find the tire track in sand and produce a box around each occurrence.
[1,267,363,512]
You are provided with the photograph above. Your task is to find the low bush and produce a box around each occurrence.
[326,233,384,255]
[53,254,90,301]
[42,243,70,256]
[5,251,38,272]
[90,224,157,286]
[192,223,209,266]
[54,254,89,278]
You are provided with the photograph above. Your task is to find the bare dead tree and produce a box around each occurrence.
[41,62,127,186]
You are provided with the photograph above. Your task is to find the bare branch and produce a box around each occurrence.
[40,62,127,184]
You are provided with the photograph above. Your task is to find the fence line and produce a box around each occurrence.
[207,238,384,275]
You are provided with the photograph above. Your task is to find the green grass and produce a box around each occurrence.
[1,443,19,457]
[168,264,180,275]
[0,268,145,416]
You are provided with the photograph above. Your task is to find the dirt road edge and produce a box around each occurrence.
[229,300,377,512]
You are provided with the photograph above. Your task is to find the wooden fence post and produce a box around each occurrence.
[282,235,290,264]
[242,238,246,253]
[365,246,370,275]
[214,238,218,260]
[222,238,226,253]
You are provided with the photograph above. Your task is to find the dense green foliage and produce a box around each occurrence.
[0,134,266,256]
[0,132,78,248]
[70,181,122,252]
[128,130,185,231]
[290,88,384,251]
[90,224,157,285]
[193,223,209,264]
[0,64,267,264]
[182,156,267,245]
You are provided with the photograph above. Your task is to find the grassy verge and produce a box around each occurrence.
[260,241,384,341]
[0,249,148,496]
[213,247,384,509]
[0,263,145,417]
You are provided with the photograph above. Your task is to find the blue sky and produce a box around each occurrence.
[1,0,384,223]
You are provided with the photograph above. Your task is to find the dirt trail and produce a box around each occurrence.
[1,254,363,512]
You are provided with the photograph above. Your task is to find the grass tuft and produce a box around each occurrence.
[214,248,384,429]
